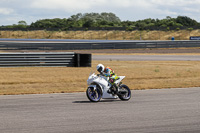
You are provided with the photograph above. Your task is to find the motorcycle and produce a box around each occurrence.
[86,72,131,102]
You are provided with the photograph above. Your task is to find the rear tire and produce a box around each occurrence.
[118,84,131,101]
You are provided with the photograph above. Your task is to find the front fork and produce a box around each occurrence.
[88,85,97,91]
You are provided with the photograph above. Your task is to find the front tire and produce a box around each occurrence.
[86,86,102,102]
[118,84,131,101]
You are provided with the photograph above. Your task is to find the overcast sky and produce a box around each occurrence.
[0,0,200,26]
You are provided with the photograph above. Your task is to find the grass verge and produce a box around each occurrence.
[1,29,200,40]
[0,60,200,95]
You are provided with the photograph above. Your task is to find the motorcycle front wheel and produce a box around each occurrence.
[86,86,102,102]
[118,84,131,101]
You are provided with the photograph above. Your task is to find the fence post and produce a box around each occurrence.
[98,31,100,40]
[106,31,108,40]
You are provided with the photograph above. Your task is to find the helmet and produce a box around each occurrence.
[96,64,105,73]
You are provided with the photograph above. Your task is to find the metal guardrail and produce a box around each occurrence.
[0,52,91,67]
[0,40,200,50]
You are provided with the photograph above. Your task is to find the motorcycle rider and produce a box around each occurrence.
[96,64,119,94]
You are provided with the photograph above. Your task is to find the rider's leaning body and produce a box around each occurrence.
[102,66,119,82]
[96,64,119,93]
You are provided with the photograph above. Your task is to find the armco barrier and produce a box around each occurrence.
[0,52,91,67]
[0,40,200,50]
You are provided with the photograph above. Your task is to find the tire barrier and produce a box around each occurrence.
[75,53,91,67]
[0,52,91,67]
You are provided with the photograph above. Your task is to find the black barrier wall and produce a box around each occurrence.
[0,52,91,67]
[75,54,91,67]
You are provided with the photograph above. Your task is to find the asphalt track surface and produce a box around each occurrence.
[93,55,200,61]
[0,88,200,133]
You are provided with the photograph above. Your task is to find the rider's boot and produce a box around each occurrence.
[113,84,118,93]
[107,84,118,94]
[107,85,113,94]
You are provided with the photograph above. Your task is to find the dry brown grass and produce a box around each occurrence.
[1,29,200,40]
[0,60,200,95]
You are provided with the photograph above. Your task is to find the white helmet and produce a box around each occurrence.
[96,64,105,73]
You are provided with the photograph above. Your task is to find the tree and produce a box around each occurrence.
[176,16,198,26]
[12,20,28,28]
[26,13,200,30]
[18,21,27,26]
[100,12,121,23]
[82,18,94,28]
[69,13,83,21]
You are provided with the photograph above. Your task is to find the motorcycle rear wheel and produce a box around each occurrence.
[118,84,131,101]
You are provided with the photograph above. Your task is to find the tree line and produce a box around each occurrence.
[1,12,200,30]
